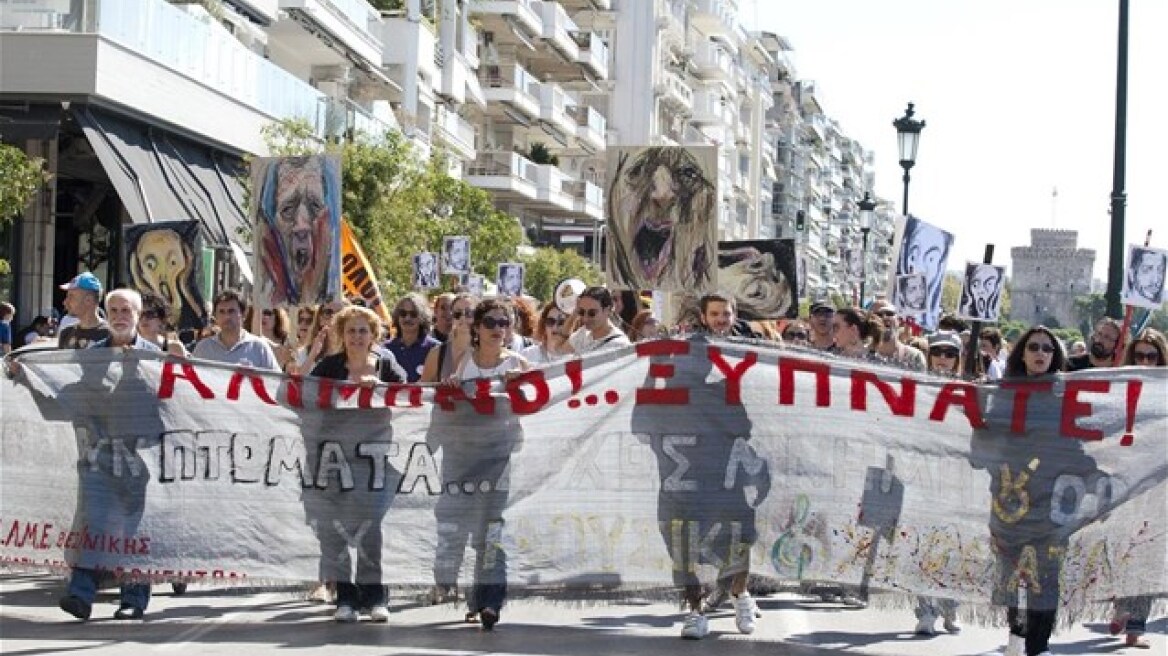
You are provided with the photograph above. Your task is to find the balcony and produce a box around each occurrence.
[466,152,538,201]
[0,0,332,154]
[376,10,438,84]
[691,89,733,126]
[535,1,578,60]
[480,62,541,120]
[655,0,684,47]
[572,105,606,151]
[470,0,543,41]
[572,31,608,79]
[691,40,733,80]
[539,82,576,137]
[272,0,384,70]
[655,69,693,110]
[689,0,736,38]
[535,164,576,211]
[568,180,603,220]
[432,105,476,162]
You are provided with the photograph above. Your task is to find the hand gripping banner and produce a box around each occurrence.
[2,339,1165,621]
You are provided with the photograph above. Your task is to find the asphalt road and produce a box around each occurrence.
[0,573,1162,655]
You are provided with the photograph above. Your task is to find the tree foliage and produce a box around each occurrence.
[253,119,523,299]
[520,247,602,304]
[0,143,45,225]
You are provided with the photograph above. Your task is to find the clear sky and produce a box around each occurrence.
[745,0,1167,281]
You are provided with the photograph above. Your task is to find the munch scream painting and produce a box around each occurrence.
[606,146,718,292]
[251,155,342,309]
[123,221,207,334]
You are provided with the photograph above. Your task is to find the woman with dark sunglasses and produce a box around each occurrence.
[1105,328,1165,649]
[433,299,529,631]
[420,293,477,384]
[522,301,573,364]
[980,325,1085,656]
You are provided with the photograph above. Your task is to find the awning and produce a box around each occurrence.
[73,107,247,247]
[0,104,64,142]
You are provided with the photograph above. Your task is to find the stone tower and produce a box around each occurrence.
[1010,229,1095,328]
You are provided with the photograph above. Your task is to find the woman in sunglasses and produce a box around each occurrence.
[386,292,438,382]
[420,293,477,384]
[137,291,189,357]
[522,301,574,364]
[924,331,963,377]
[984,325,1076,656]
[1106,328,1165,648]
[436,299,529,631]
[288,300,345,375]
[780,320,810,348]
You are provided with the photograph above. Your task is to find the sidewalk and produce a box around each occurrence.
[1,573,1162,655]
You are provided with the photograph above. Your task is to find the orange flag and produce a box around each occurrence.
[340,220,392,325]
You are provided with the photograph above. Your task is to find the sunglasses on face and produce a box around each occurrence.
[1026,342,1055,354]
[262,309,274,317]
[451,309,471,320]
[396,309,419,319]
[930,348,960,358]
[812,308,834,316]
[1133,349,1160,363]
[877,310,897,318]
[545,316,568,327]
[577,308,601,318]
[784,331,808,340]
[481,317,511,330]
[321,308,337,317]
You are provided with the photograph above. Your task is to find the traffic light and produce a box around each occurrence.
[795,210,806,232]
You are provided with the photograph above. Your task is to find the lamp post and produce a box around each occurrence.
[857,191,877,306]
[1104,0,1129,319]
[893,103,925,216]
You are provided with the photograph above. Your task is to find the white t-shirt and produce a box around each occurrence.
[521,343,571,366]
[568,326,631,354]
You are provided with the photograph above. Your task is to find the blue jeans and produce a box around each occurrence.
[66,567,150,611]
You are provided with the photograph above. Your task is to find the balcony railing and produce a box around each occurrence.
[572,31,608,79]
[0,0,326,129]
[467,152,538,185]
[320,0,378,36]
[536,0,578,58]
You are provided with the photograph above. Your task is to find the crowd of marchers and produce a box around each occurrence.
[2,274,1163,655]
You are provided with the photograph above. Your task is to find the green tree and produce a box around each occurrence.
[1074,293,1109,334]
[520,247,602,304]
[0,143,48,278]
[941,272,962,314]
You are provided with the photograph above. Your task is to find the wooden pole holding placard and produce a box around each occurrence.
[963,244,995,379]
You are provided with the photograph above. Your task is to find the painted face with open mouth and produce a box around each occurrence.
[613,147,715,286]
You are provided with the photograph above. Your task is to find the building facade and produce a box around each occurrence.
[1,0,895,321]
[1010,229,1096,328]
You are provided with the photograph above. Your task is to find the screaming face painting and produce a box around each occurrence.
[958,262,1006,322]
[124,221,207,335]
[606,146,717,292]
[252,155,342,308]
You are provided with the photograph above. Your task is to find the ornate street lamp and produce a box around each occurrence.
[893,102,925,215]
[857,191,877,305]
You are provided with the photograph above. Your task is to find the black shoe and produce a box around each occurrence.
[171,582,188,596]
[113,605,144,620]
[480,607,499,631]
[58,595,91,620]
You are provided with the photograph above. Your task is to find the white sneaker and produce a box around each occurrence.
[334,605,358,623]
[914,614,937,636]
[369,605,390,623]
[734,594,757,634]
[1004,633,1025,656]
[942,616,961,633]
[680,612,709,640]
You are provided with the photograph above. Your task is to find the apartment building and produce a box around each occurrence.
[0,0,399,322]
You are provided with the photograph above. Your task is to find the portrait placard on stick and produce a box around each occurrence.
[442,236,471,276]
[1121,244,1167,310]
[251,155,342,309]
[957,262,1006,322]
[413,252,439,290]
[123,221,208,339]
[888,216,954,330]
[497,263,525,297]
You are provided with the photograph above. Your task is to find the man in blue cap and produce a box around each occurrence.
[57,272,109,349]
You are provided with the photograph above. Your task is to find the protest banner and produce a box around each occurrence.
[2,340,1164,621]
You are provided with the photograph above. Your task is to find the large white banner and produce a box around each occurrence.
[2,341,1165,620]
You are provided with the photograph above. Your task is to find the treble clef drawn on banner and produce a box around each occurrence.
[770,494,825,578]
